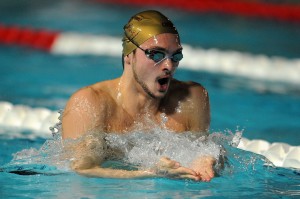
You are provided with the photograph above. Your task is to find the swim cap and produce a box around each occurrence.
[122,10,179,56]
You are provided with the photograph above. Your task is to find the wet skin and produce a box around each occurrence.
[62,33,215,181]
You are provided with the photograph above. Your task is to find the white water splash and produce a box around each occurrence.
[105,126,241,170]
[4,110,245,174]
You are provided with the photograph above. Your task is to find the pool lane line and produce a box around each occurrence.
[0,24,59,51]
[0,101,299,169]
[1,24,300,92]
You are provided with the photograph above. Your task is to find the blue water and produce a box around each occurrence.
[1,136,300,198]
[1,167,299,198]
[1,0,300,198]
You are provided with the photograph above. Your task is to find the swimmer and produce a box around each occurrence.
[62,10,215,182]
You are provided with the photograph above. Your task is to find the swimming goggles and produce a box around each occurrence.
[125,34,183,65]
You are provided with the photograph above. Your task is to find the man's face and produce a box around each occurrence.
[132,33,182,99]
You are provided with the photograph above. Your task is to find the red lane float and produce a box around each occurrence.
[93,0,300,22]
[0,24,59,51]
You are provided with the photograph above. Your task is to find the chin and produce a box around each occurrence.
[155,91,168,99]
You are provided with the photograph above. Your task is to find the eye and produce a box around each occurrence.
[146,50,165,62]
[172,52,183,62]
[152,52,165,62]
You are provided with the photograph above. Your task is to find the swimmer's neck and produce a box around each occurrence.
[116,77,162,118]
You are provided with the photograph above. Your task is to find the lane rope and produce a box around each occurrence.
[52,33,300,89]
[0,24,58,51]
[0,101,299,169]
[0,101,60,138]
[1,24,300,92]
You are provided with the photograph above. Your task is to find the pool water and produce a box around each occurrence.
[1,134,300,198]
[1,0,300,198]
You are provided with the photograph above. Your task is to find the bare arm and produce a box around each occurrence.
[188,83,210,134]
[62,87,105,139]
[67,134,156,179]
[68,136,199,180]
[73,156,200,180]
[185,83,217,181]
[68,133,200,180]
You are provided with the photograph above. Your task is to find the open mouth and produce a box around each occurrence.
[157,77,170,91]
[158,77,169,85]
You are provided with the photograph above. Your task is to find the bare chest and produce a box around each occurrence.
[104,107,188,133]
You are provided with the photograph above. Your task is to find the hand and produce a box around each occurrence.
[154,157,200,181]
[189,156,216,182]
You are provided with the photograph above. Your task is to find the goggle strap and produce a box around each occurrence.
[125,35,183,63]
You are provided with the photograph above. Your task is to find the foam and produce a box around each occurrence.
[0,101,299,169]
[106,130,223,169]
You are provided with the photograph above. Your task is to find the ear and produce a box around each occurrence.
[124,54,131,65]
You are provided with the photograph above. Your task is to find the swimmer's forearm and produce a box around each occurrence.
[74,166,156,179]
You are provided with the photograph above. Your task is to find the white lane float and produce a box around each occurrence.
[0,101,299,169]
[238,138,300,169]
[0,101,60,138]
[51,32,300,88]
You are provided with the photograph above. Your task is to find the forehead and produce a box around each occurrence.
[140,33,181,50]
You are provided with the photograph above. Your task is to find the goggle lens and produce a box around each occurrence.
[145,50,183,63]
[172,52,183,62]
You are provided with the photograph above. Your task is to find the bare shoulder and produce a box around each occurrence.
[187,81,208,98]
[62,79,118,139]
[168,79,210,133]
[64,79,118,112]
[64,85,106,114]
[169,79,209,101]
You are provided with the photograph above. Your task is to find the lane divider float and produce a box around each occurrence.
[0,24,58,51]
[0,101,60,138]
[238,138,300,169]
[1,24,299,92]
[0,101,299,169]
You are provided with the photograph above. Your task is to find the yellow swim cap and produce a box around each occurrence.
[122,10,179,56]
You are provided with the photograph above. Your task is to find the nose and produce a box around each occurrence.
[161,58,176,72]
[155,57,176,71]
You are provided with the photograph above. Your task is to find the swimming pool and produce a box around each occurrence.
[1,0,300,198]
